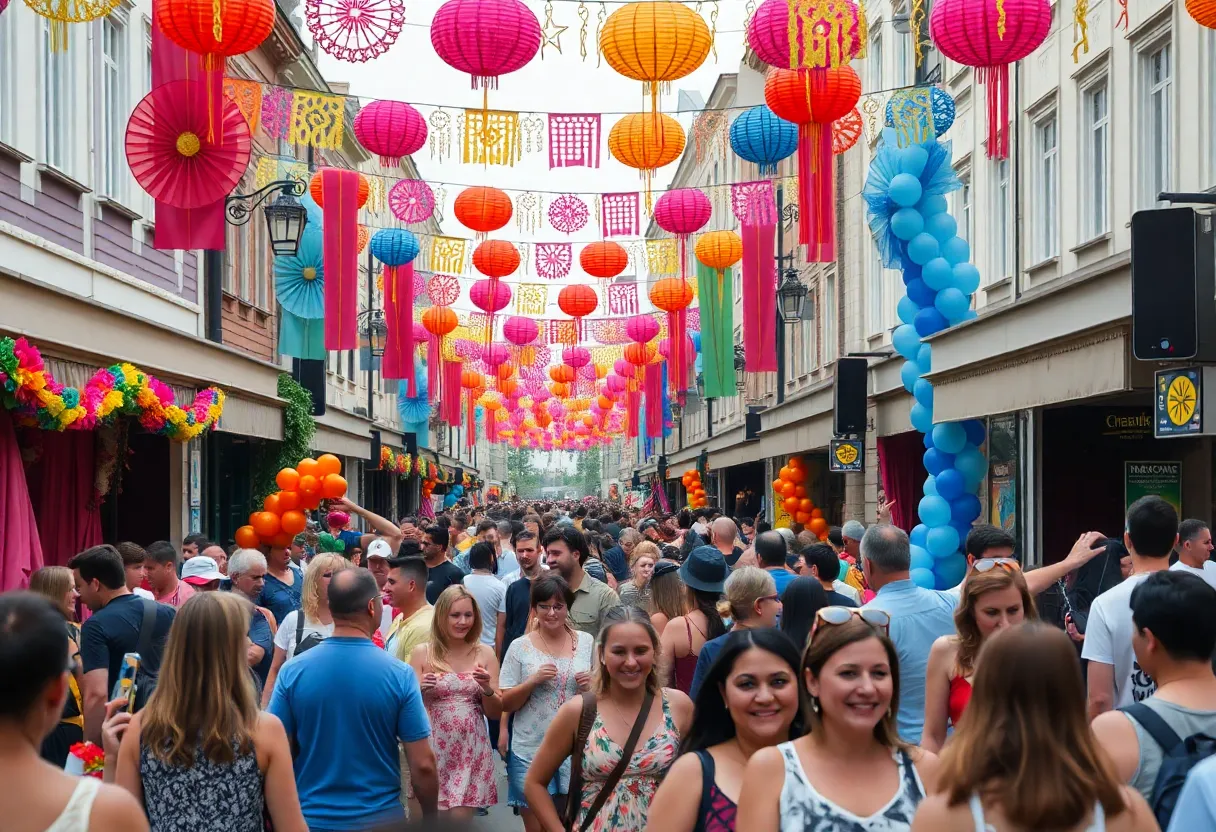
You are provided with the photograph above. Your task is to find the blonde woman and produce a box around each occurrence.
[688,566,783,699]
[261,553,349,707]
[115,593,307,832]
[409,584,502,818]
[649,559,690,636]
[618,541,659,610]
[29,566,84,766]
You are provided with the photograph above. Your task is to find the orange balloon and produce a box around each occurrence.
[794,485,807,498]
[786,467,805,485]
[798,498,813,513]
[276,468,300,491]
[297,458,320,478]
[277,490,300,511]
[271,532,294,548]
[298,474,320,496]
[778,466,793,481]
[781,481,797,498]
[694,489,706,499]
[263,493,282,514]
[783,497,800,514]
[772,479,785,493]
[250,511,281,538]
[788,456,804,469]
[299,491,323,511]
[321,474,348,499]
[235,525,261,549]
[810,507,824,519]
[280,510,307,536]
[795,511,811,524]
[809,518,829,536]
[316,453,342,477]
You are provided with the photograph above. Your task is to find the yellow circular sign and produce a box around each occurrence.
[834,442,859,466]
[1167,375,1198,426]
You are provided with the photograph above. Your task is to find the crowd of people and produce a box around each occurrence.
[7,492,1216,831]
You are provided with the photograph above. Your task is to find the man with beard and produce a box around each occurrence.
[543,525,618,638]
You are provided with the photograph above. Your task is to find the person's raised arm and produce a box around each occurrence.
[1024,532,1106,596]
[644,751,704,832]
[336,496,405,553]
[921,637,953,754]
[258,713,308,832]
[114,712,146,808]
[524,696,583,832]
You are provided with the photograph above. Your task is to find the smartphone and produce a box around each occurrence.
[110,652,141,713]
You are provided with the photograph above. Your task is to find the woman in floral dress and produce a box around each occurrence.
[525,605,694,832]
[409,585,502,818]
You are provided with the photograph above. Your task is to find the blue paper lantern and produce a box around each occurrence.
[932,422,967,455]
[923,448,953,476]
[888,173,924,207]
[919,495,952,527]
[370,228,420,267]
[884,86,957,137]
[730,106,799,175]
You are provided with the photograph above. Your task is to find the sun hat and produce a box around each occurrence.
[679,545,729,594]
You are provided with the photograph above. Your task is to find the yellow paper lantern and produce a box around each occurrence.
[600,1,713,107]
[694,231,744,271]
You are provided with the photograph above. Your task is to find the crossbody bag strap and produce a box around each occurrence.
[579,689,656,832]
[563,691,599,832]
[135,598,157,658]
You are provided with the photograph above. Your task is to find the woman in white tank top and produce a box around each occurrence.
[0,592,146,832]
[911,623,1156,832]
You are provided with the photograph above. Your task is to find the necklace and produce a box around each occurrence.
[608,696,641,731]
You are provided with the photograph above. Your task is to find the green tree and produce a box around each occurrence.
[573,447,602,497]
[507,447,542,498]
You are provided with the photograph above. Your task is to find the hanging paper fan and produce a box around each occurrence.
[389,178,435,224]
[275,227,325,319]
[427,273,460,306]
[833,108,864,155]
[548,194,589,234]
[125,81,251,210]
[398,363,430,422]
[306,0,405,62]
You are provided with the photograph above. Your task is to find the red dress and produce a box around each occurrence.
[948,675,972,727]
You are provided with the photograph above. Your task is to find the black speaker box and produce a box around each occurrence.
[292,359,327,416]
[834,357,868,436]
[1132,207,1216,361]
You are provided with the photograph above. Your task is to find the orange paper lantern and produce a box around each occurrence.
[600,1,712,88]
[422,305,459,337]
[472,239,521,278]
[309,170,371,209]
[764,67,861,126]
[580,241,629,279]
[694,230,744,271]
[648,278,694,312]
[624,342,655,366]
[558,284,598,319]
[454,186,512,235]
[607,113,686,174]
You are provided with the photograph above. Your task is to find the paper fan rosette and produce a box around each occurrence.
[125,81,251,210]
[274,227,325,318]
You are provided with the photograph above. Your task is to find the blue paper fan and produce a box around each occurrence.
[275,226,325,319]
[398,359,430,423]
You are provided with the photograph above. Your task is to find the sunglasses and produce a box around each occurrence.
[971,557,1021,574]
[756,593,781,605]
[812,606,891,638]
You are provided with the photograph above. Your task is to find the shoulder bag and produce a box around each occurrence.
[563,688,656,832]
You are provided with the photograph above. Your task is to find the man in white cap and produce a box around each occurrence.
[841,520,866,564]
[365,538,398,641]
[181,555,226,592]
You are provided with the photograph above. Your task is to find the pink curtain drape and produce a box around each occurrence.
[877,431,928,532]
[0,411,44,589]
[28,430,102,568]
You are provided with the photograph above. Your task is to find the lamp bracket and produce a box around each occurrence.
[225,179,307,226]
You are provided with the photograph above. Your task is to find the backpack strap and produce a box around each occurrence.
[1121,703,1183,754]
[563,691,599,832]
[295,609,305,651]
[135,598,157,659]
[578,689,655,832]
[693,750,716,832]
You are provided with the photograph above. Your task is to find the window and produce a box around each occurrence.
[1033,114,1059,261]
[868,30,883,93]
[894,31,909,86]
[822,274,837,364]
[0,11,13,144]
[42,20,73,172]
[143,19,153,95]
[1081,79,1109,239]
[990,158,1011,279]
[956,172,972,243]
[802,293,817,372]
[101,18,128,200]
[867,244,884,336]
[1140,40,1172,208]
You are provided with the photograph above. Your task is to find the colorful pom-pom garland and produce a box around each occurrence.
[0,337,224,441]
[379,445,414,477]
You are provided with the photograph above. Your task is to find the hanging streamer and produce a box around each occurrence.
[696,261,734,398]
[606,283,638,315]
[535,243,572,279]
[430,237,467,274]
[382,263,417,396]
[549,113,601,168]
[321,168,361,350]
[462,109,522,166]
[740,223,777,372]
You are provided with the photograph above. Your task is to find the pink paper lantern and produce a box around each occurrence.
[503,316,539,345]
[746,0,862,70]
[481,343,510,366]
[353,100,427,167]
[606,374,627,394]
[470,278,512,313]
[930,0,1050,159]
[625,314,660,343]
[430,0,542,90]
[412,322,429,343]
[614,359,636,378]
[563,346,591,368]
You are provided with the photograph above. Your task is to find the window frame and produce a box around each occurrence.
[1079,74,1110,241]
[822,272,837,365]
[100,14,128,201]
[1032,111,1059,262]
[989,157,1011,282]
[1138,35,1173,209]
[41,19,74,174]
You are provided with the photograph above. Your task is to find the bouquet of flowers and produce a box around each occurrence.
[67,742,105,778]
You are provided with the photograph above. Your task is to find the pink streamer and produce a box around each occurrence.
[442,360,462,426]
[978,64,1011,159]
[381,264,416,396]
[742,223,778,372]
[322,168,361,350]
[668,309,688,394]
[799,123,836,263]
[626,389,640,439]
[644,363,663,439]
[0,411,43,590]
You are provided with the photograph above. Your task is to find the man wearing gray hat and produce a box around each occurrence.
[841,520,866,562]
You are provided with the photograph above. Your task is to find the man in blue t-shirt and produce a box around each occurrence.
[269,568,438,830]
[755,530,796,595]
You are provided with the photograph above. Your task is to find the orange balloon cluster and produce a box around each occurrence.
[682,469,707,509]
[772,456,827,537]
[234,454,348,550]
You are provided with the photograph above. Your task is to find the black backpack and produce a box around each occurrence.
[132,599,161,711]
[1121,702,1216,828]
[294,610,326,656]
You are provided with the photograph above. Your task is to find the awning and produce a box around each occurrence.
[312,408,374,459]
[215,394,284,441]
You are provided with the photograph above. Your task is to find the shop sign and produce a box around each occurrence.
[1154,368,1203,438]
[988,415,1018,540]
[1124,461,1183,515]
[1099,407,1154,441]
[828,438,864,473]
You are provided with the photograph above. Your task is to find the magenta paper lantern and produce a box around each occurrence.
[503,315,539,345]
[625,314,660,344]
[562,346,591,368]
[614,359,636,378]
[470,278,512,313]
[412,321,429,343]
[658,334,696,360]
[430,0,542,89]
[481,343,510,366]
[747,0,862,70]
[353,100,427,167]
[930,0,1049,159]
[606,374,627,394]
[654,188,712,236]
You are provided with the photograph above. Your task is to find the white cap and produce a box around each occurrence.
[366,539,394,560]
[182,556,225,586]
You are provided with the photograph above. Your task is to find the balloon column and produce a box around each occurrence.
[234,454,348,549]
[772,456,826,537]
[863,125,984,590]
[682,469,707,508]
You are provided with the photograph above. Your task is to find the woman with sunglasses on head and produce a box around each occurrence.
[911,622,1156,832]
[500,575,594,832]
[645,629,806,832]
[525,605,694,832]
[688,567,783,699]
[261,553,349,707]
[921,558,1036,754]
[736,608,938,832]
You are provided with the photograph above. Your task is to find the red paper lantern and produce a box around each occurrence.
[461,370,483,389]
[557,284,598,319]
[624,342,655,366]
[155,0,275,66]
[649,278,694,312]
[580,241,629,279]
[764,67,861,126]
[309,169,371,209]
[352,100,427,167]
[454,186,512,235]
[472,239,521,278]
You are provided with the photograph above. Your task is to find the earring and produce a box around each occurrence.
[810,696,820,714]
[887,707,893,719]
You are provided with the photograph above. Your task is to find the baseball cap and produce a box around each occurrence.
[842,520,866,540]
[181,556,225,586]
[366,539,394,560]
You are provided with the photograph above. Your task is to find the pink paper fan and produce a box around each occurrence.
[125,81,251,210]
[306,0,405,62]
[390,179,436,223]
[427,273,460,306]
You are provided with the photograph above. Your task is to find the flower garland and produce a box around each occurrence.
[0,337,224,442]
[378,445,413,476]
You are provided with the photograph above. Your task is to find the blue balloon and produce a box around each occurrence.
[911,567,937,589]
[951,493,983,524]
[923,448,953,476]
[924,212,958,243]
[926,525,961,558]
[729,106,799,174]
[954,446,987,486]
[963,419,987,447]
[918,494,952,527]
[899,145,930,177]
[906,232,940,266]
[960,309,979,321]
[910,402,933,433]
[890,207,925,241]
[918,194,948,217]
[888,173,924,207]
[934,553,968,589]
[907,277,936,307]
[935,467,965,500]
[916,343,932,374]
[897,295,919,325]
[910,545,935,571]
[953,263,981,294]
[370,228,421,267]
[910,524,929,547]
[924,431,936,449]
[932,422,967,454]
[922,257,954,291]
[914,307,947,337]
[935,287,971,321]
[942,236,971,266]
[951,520,975,545]
[913,377,934,409]
[901,360,921,393]
[923,474,939,497]
[892,324,921,360]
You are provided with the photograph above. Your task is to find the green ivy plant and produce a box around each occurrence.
[252,373,317,508]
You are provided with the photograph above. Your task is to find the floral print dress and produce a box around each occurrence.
[579,692,681,832]
[423,672,499,810]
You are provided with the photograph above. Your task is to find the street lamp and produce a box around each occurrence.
[734,344,747,393]
[669,399,684,423]
[695,372,706,399]
[359,308,387,358]
[225,179,308,256]
[778,268,807,324]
